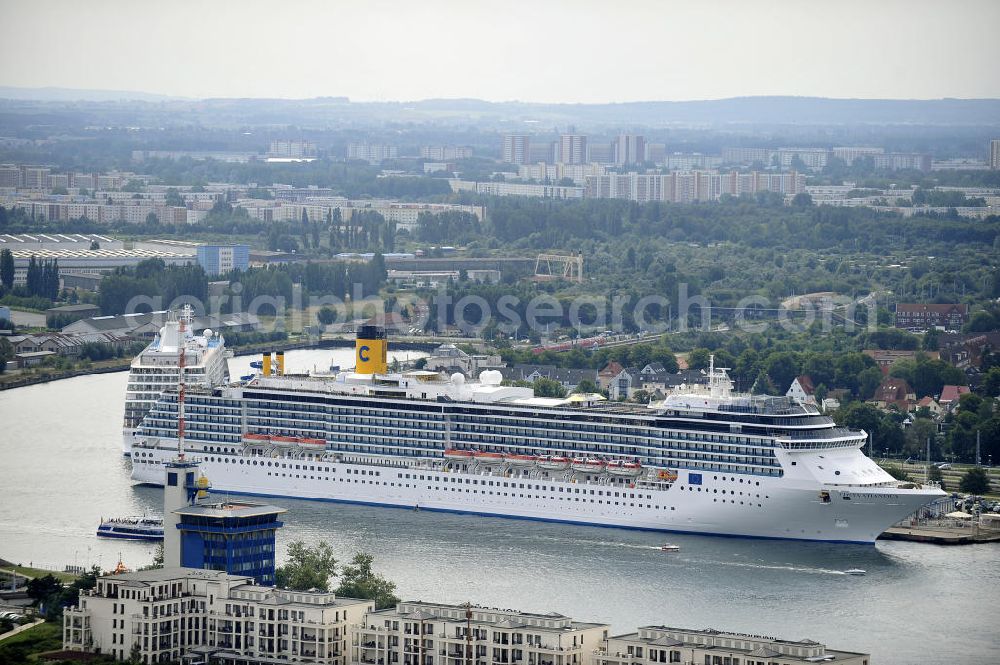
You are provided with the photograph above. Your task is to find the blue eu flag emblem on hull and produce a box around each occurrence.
[688,473,702,485]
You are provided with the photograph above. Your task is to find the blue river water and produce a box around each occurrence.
[0,349,997,664]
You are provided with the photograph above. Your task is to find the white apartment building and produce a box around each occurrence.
[65,579,873,665]
[517,162,606,185]
[270,140,317,158]
[353,601,609,665]
[872,153,931,172]
[63,567,373,665]
[775,148,829,171]
[421,146,474,161]
[474,181,585,199]
[721,148,770,165]
[348,143,399,165]
[991,139,1000,170]
[232,199,484,232]
[595,626,870,665]
[583,171,806,204]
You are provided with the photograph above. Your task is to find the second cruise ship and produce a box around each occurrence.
[130,325,944,543]
[122,308,229,455]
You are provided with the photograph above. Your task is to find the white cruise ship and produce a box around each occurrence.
[122,308,229,455]
[130,325,944,543]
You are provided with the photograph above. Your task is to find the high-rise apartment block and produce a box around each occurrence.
[0,165,20,188]
[347,143,399,165]
[990,139,1000,169]
[502,135,531,164]
[557,134,588,164]
[614,134,646,166]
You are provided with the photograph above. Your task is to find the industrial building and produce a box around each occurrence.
[63,311,260,338]
[196,244,250,276]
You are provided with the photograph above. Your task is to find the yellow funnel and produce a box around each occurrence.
[262,352,272,376]
[355,325,387,374]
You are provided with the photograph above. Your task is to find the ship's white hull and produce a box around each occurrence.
[131,445,940,544]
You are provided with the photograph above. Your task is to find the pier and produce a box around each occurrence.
[879,523,1000,544]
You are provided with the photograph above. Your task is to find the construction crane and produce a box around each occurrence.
[534,252,583,283]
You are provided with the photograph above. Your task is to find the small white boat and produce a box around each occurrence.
[844,568,866,576]
[659,543,680,552]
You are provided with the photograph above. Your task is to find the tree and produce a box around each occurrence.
[335,552,400,610]
[858,367,883,399]
[165,188,184,207]
[532,377,566,398]
[983,367,1000,398]
[26,574,64,610]
[884,465,911,482]
[927,464,946,491]
[764,351,799,393]
[574,378,600,394]
[275,540,338,591]
[317,306,337,326]
[959,467,990,495]
[0,248,13,290]
[686,348,711,370]
[145,212,160,225]
[791,192,814,207]
[0,337,11,374]
[750,369,777,395]
[904,419,937,458]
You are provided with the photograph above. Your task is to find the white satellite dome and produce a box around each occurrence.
[479,370,503,386]
[203,328,213,339]
[451,372,465,385]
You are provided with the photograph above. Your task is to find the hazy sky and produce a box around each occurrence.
[2,0,998,102]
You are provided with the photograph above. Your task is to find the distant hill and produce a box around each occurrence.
[0,86,178,102]
[397,96,1000,126]
[0,89,997,126]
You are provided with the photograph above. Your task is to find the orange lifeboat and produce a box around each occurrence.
[444,449,475,460]
[474,451,504,463]
[506,454,537,466]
